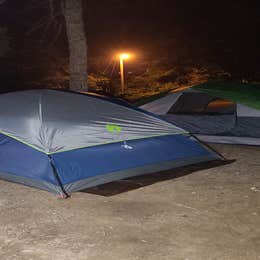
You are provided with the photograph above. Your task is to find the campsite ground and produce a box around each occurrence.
[0,144,259,260]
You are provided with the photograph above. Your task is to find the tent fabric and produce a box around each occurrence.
[168,92,235,115]
[236,104,260,117]
[140,92,182,115]
[163,115,260,138]
[0,89,221,195]
[162,115,235,135]
[140,81,260,145]
[52,134,218,193]
[0,133,62,193]
[195,135,260,146]
[0,90,186,154]
[168,92,215,114]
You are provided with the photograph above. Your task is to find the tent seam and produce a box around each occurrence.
[0,130,190,155]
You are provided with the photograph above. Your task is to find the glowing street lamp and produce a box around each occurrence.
[119,53,130,93]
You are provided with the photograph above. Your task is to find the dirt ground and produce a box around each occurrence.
[0,144,259,260]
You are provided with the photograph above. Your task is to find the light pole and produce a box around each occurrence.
[119,53,130,93]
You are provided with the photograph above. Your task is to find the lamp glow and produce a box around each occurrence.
[116,52,133,93]
[119,53,130,60]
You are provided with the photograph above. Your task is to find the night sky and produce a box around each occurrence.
[1,0,260,84]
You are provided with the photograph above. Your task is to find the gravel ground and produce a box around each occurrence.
[0,144,259,260]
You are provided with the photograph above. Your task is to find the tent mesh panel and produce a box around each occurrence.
[168,93,235,115]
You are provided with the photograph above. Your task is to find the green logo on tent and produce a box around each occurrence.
[106,124,122,133]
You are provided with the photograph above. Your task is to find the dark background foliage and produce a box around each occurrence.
[0,0,260,98]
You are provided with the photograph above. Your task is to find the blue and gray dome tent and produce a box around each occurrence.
[0,89,220,196]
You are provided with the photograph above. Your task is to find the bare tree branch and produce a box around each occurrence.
[3,0,87,91]
[26,13,62,35]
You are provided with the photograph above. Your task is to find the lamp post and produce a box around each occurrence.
[119,53,130,93]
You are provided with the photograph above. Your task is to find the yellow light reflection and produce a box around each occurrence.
[119,53,130,60]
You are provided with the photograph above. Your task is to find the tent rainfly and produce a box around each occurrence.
[0,89,221,196]
[140,81,260,146]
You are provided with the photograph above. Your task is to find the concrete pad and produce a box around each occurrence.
[0,144,259,260]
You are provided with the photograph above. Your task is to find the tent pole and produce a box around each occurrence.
[48,156,70,199]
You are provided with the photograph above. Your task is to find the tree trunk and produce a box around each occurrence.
[63,0,87,91]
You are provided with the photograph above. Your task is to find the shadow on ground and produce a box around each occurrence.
[82,159,234,196]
